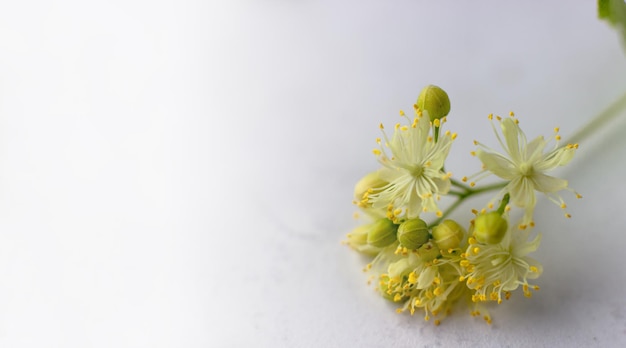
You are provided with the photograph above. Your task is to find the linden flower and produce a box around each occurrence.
[366,110,456,220]
[469,114,579,226]
[372,243,465,325]
[461,221,543,306]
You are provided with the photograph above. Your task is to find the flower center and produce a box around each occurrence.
[519,162,534,177]
[410,165,424,178]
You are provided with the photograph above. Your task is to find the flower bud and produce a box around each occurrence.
[397,218,430,250]
[432,219,465,250]
[354,171,387,201]
[366,219,398,247]
[473,212,508,244]
[417,85,451,121]
[346,224,381,256]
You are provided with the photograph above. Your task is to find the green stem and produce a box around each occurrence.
[430,181,508,227]
[565,91,626,145]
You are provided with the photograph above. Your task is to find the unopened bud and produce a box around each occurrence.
[417,85,451,121]
[474,212,508,244]
[366,219,398,247]
[346,224,380,256]
[432,220,465,250]
[354,171,388,201]
[397,218,430,250]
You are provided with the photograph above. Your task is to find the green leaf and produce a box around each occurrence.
[599,0,615,23]
[598,0,626,49]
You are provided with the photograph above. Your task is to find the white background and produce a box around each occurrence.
[1,1,626,347]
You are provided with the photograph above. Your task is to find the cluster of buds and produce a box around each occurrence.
[346,85,579,325]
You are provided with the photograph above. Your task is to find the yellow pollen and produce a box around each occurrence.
[576,193,583,199]
[473,247,480,254]
[533,285,540,291]
[555,135,561,140]
[530,266,539,273]
[561,203,567,209]
[372,149,381,155]
[445,130,451,136]
[401,125,408,131]
[505,205,511,212]
[505,291,511,300]
[496,115,502,121]
[470,182,476,187]
[514,119,519,124]
[433,119,441,127]
[393,294,402,302]
[554,127,560,133]
[530,221,535,227]
[451,132,458,140]
[408,272,418,284]
[470,151,476,156]
[434,287,443,296]
[519,224,527,230]
[488,113,493,120]
[379,123,384,129]
[471,209,478,214]
[396,308,403,314]
[427,136,433,142]
[480,208,486,214]
[488,203,494,209]
[462,176,468,182]
[395,123,400,130]
[509,111,515,117]
[473,140,478,145]
[393,208,402,216]
[434,320,441,326]
[565,213,572,218]
[424,315,430,322]
[436,211,443,217]
[446,172,453,178]
[468,237,477,245]
[460,260,470,267]
[524,291,532,298]
[376,137,381,144]
[399,110,405,116]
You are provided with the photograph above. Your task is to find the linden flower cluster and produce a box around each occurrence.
[346,85,580,325]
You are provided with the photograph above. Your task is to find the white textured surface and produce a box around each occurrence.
[1,1,626,347]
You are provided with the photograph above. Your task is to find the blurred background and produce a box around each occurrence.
[1,1,625,347]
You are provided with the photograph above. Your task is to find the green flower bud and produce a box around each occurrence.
[473,212,508,244]
[397,218,430,250]
[417,85,451,121]
[346,224,381,256]
[354,171,387,202]
[366,219,398,247]
[432,219,466,250]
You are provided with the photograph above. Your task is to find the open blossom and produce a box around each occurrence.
[369,242,466,325]
[365,110,456,220]
[470,114,580,226]
[461,215,543,308]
